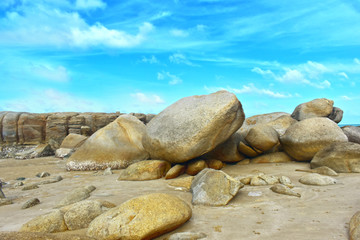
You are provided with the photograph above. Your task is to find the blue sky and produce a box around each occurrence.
[1,0,360,123]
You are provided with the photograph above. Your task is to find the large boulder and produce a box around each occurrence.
[87,193,192,240]
[117,160,171,181]
[342,126,360,144]
[20,210,67,233]
[327,107,343,123]
[291,98,334,121]
[280,117,348,161]
[143,91,245,163]
[203,132,245,163]
[310,142,360,173]
[266,115,298,136]
[190,168,243,206]
[59,133,87,149]
[244,124,279,152]
[66,115,149,170]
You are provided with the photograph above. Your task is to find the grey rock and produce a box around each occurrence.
[342,125,360,144]
[36,172,51,178]
[56,185,96,208]
[103,167,112,175]
[22,198,40,209]
[299,173,337,186]
[328,107,343,123]
[22,184,39,191]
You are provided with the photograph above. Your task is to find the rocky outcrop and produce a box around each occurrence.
[342,126,360,144]
[310,142,360,173]
[66,115,149,171]
[143,91,245,163]
[280,117,348,161]
[87,193,192,240]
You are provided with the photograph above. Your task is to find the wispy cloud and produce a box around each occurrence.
[151,11,172,20]
[130,92,165,105]
[141,55,159,64]
[31,64,70,82]
[170,29,189,37]
[75,0,106,10]
[169,53,198,66]
[355,58,360,65]
[205,83,292,98]
[157,71,183,85]
[342,95,352,101]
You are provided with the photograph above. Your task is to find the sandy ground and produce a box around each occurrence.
[0,157,358,240]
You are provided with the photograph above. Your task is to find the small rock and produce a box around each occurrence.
[167,232,207,240]
[39,176,63,185]
[191,168,243,206]
[56,185,96,208]
[20,210,67,233]
[296,166,338,176]
[22,198,40,209]
[117,160,171,181]
[250,176,267,186]
[205,159,224,170]
[165,164,186,179]
[87,193,192,240]
[299,173,337,186]
[36,172,51,178]
[279,176,294,188]
[186,160,208,176]
[0,232,95,240]
[259,175,279,185]
[167,176,194,191]
[55,148,74,158]
[16,177,26,181]
[22,184,39,191]
[270,184,301,197]
[14,182,24,187]
[103,167,112,175]
[240,177,252,185]
[0,199,12,206]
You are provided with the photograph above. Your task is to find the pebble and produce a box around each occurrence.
[36,172,51,178]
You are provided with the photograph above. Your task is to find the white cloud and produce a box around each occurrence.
[141,55,159,64]
[157,71,183,85]
[31,64,70,82]
[205,83,292,98]
[169,53,198,66]
[131,92,165,105]
[75,0,106,10]
[151,11,172,20]
[303,61,328,79]
[338,72,349,79]
[355,58,360,65]
[71,22,154,48]
[342,95,352,101]
[278,68,306,83]
[1,89,106,112]
[170,29,189,37]
[251,67,276,78]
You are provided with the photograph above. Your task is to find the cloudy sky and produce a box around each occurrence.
[1,0,360,123]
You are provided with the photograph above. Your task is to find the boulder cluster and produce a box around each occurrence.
[1,90,360,239]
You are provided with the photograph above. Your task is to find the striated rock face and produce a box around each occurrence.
[87,193,192,240]
[67,115,149,170]
[143,91,245,163]
[280,117,348,161]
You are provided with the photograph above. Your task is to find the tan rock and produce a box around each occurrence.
[296,166,338,176]
[67,115,149,170]
[205,159,224,170]
[350,211,360,240]
[291,98,334,121]
[203,132,245,163]
[118,160,171,181]
[238,141,262,157]
[143,91,245,163]
[166,232,207,240]
[165,164,186,179]
[270,184,301,197]
[60,133,87,149]
[46,113,79,149]
[56,185,96,208]
[18,113,48,145]
[278,176,294,188]
[280,117,348,161]
[0,232,96,240]
[185,160,208,176]
[299,173,337,186]
[20,210,67,233]
[245,124,279,152]
[251,152,293,164]
[167,176,194,191]
[2,112,23,144]
[191,168,243,206]
[310,142,360,173]
[87,193,192,240]
[266,115,298,136]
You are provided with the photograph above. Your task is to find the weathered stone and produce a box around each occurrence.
[205,159,224,170]
[87,193,192,240]
[328,107,343,123]
[0,231,96,240]
[165,164,186,179]
[143,91,245,163]
[20,210,67,233]
[280,117,348,161]
[36,172,50,178]
[22,198,40,209]
[278,176,294,188]
[240,177,252,185]
[67,115,149,170]
[18,113,48,145]
[259,175,279,185]
[245,124,279,152]
[310,142,360,173]
[251,152,294,164]
[238,141,262,157]
[296,166,338,176]
[167,176,194,191]
[145,114,156,124]
[191,168,243,206]
[167,232,207,240]
[350,211,360,240]
[270,184,301,197]
[203,132,245,163]
[130,112,147,123]
[38,176,63,185]
[56,185,96,208]
[118,160,171,181]
[59,133,87,149]
[250,176,267,186]
[299,173,337,186]
[22,184,39,191]
[342,126,360,144]
[0,199,12,206]
[291,98,334,121]
[63,200,109,230]
[103,167,112,175]
[2,112,23,144]
[266,115,298,136]
[15,144,54,159]
[55,148,74,158]
[185,160,208,176]
[46,113,79,149]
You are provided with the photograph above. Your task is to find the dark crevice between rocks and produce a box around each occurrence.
[0,112,6,144]
[15,112,23,145]
[42,114,50,144]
